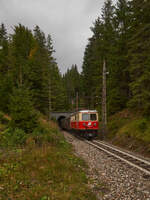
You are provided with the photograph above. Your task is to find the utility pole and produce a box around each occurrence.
[102,60,107,139]
[76,91,79,129]
[48,79,52,121]
[76,91,79,112]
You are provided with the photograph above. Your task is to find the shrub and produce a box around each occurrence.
[137,119,147,132]
[31,125,60,146]
[0,128,27,147]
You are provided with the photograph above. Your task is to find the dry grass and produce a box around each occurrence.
[0,120,97,200]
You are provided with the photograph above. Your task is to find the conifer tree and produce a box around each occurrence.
[9,87,38,132]
[128,0,150,114]
[0,23,12,112]
[106,0,131,114]
[10,24,35,87]
[63,65,81,110]
[82,34,102,110]
[82,0,116,112]
[50,63,66,111]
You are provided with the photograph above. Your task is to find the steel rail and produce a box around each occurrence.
[94,140,150,165]
[86,140,150,176]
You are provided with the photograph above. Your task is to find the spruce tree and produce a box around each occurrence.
[128,0,150,114]
[9,87,38,132]
[10,24,35,87]
[63,65,81,110]
[0,23,12,112]
[106,0,131,114]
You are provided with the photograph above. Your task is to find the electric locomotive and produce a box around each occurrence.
[61,110,99,139]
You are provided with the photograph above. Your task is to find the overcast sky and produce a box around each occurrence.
[0,0,107,73]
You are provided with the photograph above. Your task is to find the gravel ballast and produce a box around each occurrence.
[63,131,150,200]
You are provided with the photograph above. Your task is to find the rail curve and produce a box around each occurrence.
[85,140,150,176]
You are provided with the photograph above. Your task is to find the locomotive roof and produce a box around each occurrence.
[69,110,98,117]
[70,110,97,115]
[79,110,97,113]
[67,110,98,119]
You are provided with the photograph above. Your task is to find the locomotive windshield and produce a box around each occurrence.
[82,113,97,121]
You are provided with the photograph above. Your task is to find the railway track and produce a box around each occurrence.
[85,140,150,176]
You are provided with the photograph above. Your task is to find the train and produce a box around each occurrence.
[59,110,99,139]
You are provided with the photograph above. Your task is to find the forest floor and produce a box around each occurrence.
[106,109,150,158]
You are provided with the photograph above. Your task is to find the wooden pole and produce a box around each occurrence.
[76,91,79,112]
[76,91,79,128]
[48,79,52,121]
[102,60,107,139]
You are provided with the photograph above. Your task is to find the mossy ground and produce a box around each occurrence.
[0,118,97,200]
[107,110,150,157]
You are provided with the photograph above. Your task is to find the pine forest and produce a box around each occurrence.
[0,0,150,132]
[0,0,150,135]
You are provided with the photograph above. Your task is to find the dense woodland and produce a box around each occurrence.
[65,0,150,118]
[1,0,150,127]
[0,24,67,128]
[82,0,150,117]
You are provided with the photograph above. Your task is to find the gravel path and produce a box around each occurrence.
[63,131,150,200]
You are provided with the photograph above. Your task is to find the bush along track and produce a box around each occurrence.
[0,119,97,200]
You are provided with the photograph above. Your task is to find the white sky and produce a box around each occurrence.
[0,0,109,73]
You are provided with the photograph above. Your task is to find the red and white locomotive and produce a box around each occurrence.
[60,110,99,139]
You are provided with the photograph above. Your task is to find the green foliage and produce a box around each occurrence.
[31,125,56,146]
[0,24,12,113]
[50,63,67,111]
[40,196,50,200]
[137,118,147,133]
[108,110,150,155]
[82,0,131,113]
[81,0,150,118]
[10,24,36,87]
[0,128,27,147]
[118,118,150,144]
[0,22,66,121]
[126,0,150,114]
[9,88,38,132]
[0,74,13,113]
[63,65,82,110]
[108,112,130,138]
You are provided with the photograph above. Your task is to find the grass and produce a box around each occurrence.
[107,110,150,156]
[0,118,97,200]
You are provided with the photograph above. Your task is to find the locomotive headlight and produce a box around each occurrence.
[93,123,97,126]
[88,122,91,126]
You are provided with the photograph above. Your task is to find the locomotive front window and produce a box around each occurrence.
[82,114,89,121]
[90,114,97,120]
[82,113,97,121]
